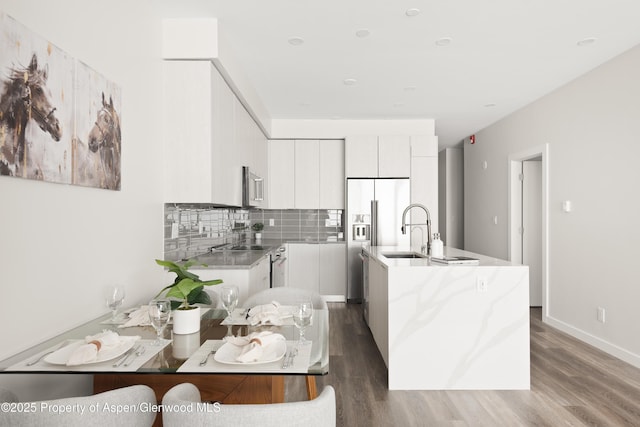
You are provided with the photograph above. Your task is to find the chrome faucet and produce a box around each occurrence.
[401,204,432,254]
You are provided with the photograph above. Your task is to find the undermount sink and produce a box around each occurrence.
[229,245,267,251]
[381,252,427,259]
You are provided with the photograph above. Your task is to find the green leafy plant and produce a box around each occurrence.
[155,259,222,310]
[252,222,264,232]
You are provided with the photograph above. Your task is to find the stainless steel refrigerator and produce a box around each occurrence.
[346,178,410,304]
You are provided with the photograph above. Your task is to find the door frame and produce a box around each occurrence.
[507,144,549,321]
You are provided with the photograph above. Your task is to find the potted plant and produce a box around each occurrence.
[155,259,222,334]
[252,222,264,241]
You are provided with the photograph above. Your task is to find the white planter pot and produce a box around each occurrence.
[255,232,262,241]
[172,330,200,360]
[172,306,200,334]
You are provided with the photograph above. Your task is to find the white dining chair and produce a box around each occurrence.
[243,287,327,310]
[0,384,157,426]
[162,382,336,427]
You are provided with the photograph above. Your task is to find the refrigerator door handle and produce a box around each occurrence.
[371,200,378,246]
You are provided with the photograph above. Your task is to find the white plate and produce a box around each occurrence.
[214,340,287,365]
[44,339,137,365]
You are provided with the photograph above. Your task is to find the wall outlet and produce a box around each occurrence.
[269,218,275,226]
[476,277,488,293]
[597,307,606,323]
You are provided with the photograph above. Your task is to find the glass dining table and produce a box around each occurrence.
[0,305,329,405]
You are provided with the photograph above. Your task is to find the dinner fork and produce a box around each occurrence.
[199,349,217,366]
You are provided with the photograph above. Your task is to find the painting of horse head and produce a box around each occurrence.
[1,12,120,190]
[74,89,121,190]
[0,53,63,178]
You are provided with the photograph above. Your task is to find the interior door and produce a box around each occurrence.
[523,160,542,307]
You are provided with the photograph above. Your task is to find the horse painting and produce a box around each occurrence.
[74,92,121,190]
[0,53,62,179]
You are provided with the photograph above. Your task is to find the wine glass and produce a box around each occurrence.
[104,285,126,322]
[293,300,313,346]
[148,299,171,345]
[220,285,239,321]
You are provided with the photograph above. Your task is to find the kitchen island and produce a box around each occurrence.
[364,246,530,390]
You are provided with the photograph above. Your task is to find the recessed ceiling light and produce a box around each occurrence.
[393,103,405,107]
[299,102,311,107]
[288,36,304,46]
[484,103,497,108]
[355,29,370,38]
[406,8,421,17]
[343,78,357,86]
[403,86,417,91]
[435,37,452,46]
[577,37,597,47]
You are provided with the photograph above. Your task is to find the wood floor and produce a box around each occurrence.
[286,303,640,426]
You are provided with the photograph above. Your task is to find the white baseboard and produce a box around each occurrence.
[321,295,345,303]
[544,315,640,369]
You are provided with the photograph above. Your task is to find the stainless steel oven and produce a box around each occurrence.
[271,245,287,287]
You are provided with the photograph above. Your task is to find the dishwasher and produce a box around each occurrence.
[271,245,287,287]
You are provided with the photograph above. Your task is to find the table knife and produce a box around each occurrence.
[113,346,138,368]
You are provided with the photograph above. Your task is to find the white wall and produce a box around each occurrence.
[0,0,166,399]
[438,148,464,249]
[465,44,640,367]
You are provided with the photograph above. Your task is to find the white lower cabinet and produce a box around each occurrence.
[287,244,320,293]
[248,255,271,296]
[286,243,346,301]
[319,244,346,300]
[368,257,389,366]
[192,255,270,307]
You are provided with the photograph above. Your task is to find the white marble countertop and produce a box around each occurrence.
[365,245,519,268]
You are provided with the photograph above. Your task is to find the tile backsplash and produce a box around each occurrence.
[164,204,344,259]
[250,209,344,242]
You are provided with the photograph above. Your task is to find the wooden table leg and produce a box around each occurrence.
[272,375,284,403]
[305,375,317,400]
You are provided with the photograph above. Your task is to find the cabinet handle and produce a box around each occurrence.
[254,178,264,201]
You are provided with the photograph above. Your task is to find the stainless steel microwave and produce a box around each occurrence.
[242,166,264,208]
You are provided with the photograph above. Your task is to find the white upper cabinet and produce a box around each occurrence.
[294,140,320,209]
[163,59,266,206]
[268,139,345,209]
[268,139,295,208]
[345,135,410,178]
[212,66,241,206]
[378,135,411,177]
[163,61,214,203]
[345,135,378,177]
[319,139,345,209]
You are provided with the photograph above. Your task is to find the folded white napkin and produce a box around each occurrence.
[66,331,137,366]
[247,301,290,326]
[118,306,151,328]
[224,331,285,363]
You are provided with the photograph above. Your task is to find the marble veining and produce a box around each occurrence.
[366,245,530,390]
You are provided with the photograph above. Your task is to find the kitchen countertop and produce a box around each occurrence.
[167,239,346,269]
[365,245,518,267]
[186,250,271,269]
